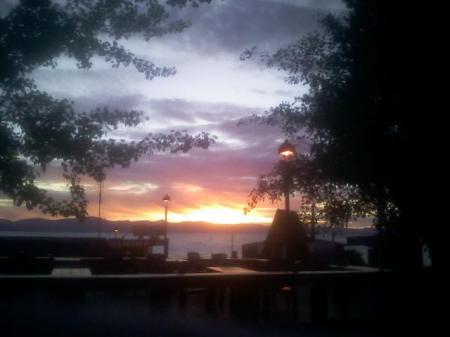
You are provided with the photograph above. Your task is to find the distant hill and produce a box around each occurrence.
[0,217,377,242]
[0,217,270,234]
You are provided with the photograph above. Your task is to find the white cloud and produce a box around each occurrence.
[108,182,159,194]
[172,183,204,193]
[35,181,96,193]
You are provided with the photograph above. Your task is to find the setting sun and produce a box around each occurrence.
[133,203,275,225]
[162,206,273,224]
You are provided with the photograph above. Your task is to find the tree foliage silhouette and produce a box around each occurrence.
[244,1,427,268]
[0,0,213,219]
[246,153,372,238]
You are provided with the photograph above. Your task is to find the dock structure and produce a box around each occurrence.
[0,225,168,260]
[131,224,169,258]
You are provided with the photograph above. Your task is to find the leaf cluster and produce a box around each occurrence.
[244,1,414,230]
[0,0,214,219]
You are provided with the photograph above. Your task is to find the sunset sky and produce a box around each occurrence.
[0,0,345,224]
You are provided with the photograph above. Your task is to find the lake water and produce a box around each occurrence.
[167,232,266,259]
[0,231,268,259]
[0,229,381,261]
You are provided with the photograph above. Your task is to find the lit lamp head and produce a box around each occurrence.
[163,194,171,204]
[113,228,119,233]
[278,139,296,160]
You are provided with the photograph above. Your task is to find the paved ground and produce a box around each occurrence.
[0,291,430,337]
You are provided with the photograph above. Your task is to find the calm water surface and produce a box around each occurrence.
[0,231,267,259]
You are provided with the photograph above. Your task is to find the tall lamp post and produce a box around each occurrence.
[97,179,103,239]
[278,140,296,211]
[162,194,171,258]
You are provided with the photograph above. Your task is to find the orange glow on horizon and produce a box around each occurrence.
[87,182,282,224]
[99,204,276,224]
[160,206,274,224]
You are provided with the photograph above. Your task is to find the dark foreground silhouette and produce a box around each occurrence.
[0,286,436,337]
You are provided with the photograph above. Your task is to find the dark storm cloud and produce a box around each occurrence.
[72,94,146,113]
[209,117,310,157]
[147,99,198,123]
[70,96,302,159]
[72,97,269,141]
[263,0,345,10]
[166,0,344,55]
[145,98,263,123]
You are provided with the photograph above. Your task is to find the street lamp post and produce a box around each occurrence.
[278,140,296,211]
[162,194,171,258]
[97,179,103,239]
[230,231,235,258]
